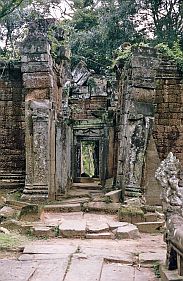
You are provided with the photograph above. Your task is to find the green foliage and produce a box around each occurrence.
[0,0,24,19]
[0,232,29,250]
[155,41,183,72]
[153,262,161,278]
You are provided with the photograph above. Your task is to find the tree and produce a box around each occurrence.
[64,0,143,73]
[136,0,183,47]
[0,0,25,19]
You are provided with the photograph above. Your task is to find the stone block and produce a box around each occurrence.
[21,53,50,63]
[59,219,86,238]
[25,88,50,100]
[44,204,81,213]
[118,206,144,224]
[105,190,122,203]
[86,232,114,239]
[85,202,120,214]
[144,213,158,222]
[23,73,53,89]
[0,206,17,219]
[135,221,164,233]
[160,264,183,281]
[21,62,52,73]
[32,226,54,238]
[116,224,140,239]
[86,222,109,233]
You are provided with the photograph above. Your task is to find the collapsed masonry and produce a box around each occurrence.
[0,19,183,204]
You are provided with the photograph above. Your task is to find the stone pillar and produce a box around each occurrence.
[116,47,159,198]
[21,20,55,200]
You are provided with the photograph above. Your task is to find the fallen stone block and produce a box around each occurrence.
[115,224,140,239]
[135,221,164,233]
[105,190,122,203]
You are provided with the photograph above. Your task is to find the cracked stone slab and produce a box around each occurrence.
[27,259,69,281]
[59,219,87,238]
[64,255,103,281]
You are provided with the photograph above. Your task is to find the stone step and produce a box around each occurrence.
[135,221,165,233]
[160,264,183,281]
[72,183,102,190]
[85,232,114,239]
[60,189,91,199]
[83,202,121,214]
[144,212,158,222]
[58,197,90,205]
[44,203,81,213]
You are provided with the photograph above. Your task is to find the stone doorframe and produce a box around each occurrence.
[71,124,109,187]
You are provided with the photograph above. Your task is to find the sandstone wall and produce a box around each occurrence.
[153,59,183,164]
[0,62,25,188]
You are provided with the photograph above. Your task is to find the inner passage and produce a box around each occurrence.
[81,140,99,178]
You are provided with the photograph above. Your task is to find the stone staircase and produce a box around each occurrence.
[0,180,165,240]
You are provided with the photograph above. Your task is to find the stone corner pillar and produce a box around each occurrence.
[21,20,56,201]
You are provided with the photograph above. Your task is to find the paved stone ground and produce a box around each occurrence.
[0,231,166,280]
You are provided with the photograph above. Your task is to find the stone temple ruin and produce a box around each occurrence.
[1,18,183,280]
[0,19,183,206]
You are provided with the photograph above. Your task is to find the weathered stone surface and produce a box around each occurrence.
[0,206,17,218]
[135,221,164,233]
[0,260,36,281]
[64,256,103,281]
[140,252,166,265]
[86,232,114,239]
[86,222,109,233]
[19,253,70,261]
[108,221,129,230]
[105,190,122,203]
[116,224,140,239]
[160,264,183,281]
[85,202,120,213]
[44,203,81,212]
[118,206,144,224]
[27,260,69,281]
[32,226,54,237]
[100,263,158,281]
[59,219,86,238]
[144,213,158,222]
[23,244,78,254]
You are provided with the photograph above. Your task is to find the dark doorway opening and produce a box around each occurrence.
[80,140,99,178]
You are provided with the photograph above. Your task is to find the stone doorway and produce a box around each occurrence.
[77,140,100,179]
[74,138,101,183]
